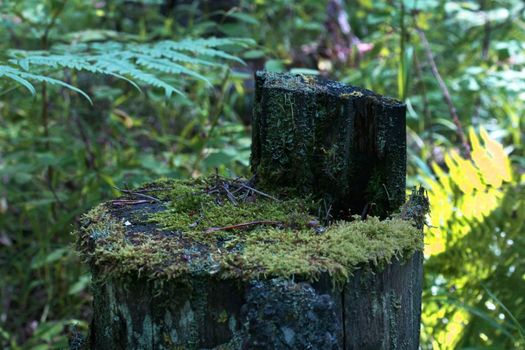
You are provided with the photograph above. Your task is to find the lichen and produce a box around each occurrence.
[76,177,423,287]
[340,91,363,99]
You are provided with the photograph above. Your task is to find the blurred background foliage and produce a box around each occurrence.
[0,0,523,349]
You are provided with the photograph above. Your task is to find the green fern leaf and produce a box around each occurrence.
[0,67,36,95]
[0,65,92,103]
[3,36,253,99]
[17,70,93,104]
[134,55,212,86]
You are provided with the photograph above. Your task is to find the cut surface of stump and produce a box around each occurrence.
[78,177,423,349]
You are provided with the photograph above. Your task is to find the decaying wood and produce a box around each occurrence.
[84,72,422,350]
[251,71,407,219]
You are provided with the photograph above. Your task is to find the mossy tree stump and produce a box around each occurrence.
[78,72,423,350]
[252,72,407,219]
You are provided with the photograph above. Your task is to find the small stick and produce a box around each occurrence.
[110,199,151,206]
[113,186,161,202]
[382,184,392,201]
[205,220,282,233]
[239,183,280,202]
[132,187,170,193]
[221,183,238,205]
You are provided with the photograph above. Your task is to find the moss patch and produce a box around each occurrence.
[77,177,423,286]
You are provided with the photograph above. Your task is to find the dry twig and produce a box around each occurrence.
[110,199,151,206]
[113,186,161,202]
[205,175,279,204]
[205,221,282,233]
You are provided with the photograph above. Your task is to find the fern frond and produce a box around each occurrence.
[92,57,182,98]
[423,129,514,257]
[133,55,212,86]
[178,37,255,48]
[0,67,36,95]
[160,40,245,64]
[4,36,253,99]
[0,65,92,103]
[136,47,220,67]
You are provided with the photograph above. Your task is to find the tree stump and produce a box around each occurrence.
[77,72,423,350]
[251,72,406,218]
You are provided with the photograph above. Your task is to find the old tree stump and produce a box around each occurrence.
[77,72,424,349]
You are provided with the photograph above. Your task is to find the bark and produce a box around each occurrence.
[88,253,422,350]
[251,71,406,219]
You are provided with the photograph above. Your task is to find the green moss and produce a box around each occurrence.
[150,190,310,236]
[77,177,423,286]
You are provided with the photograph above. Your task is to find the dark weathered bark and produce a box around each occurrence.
[85,72,422,350]
[343,252,423,350]
[88,253,421,350]
[251,71,406,218]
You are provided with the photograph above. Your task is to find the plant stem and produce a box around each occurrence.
[416,27,471,159]
[413,53,433,146]
[399,2,406,100]
[192,68,231,172]
[473,1,492,126]
[39,1,68,220]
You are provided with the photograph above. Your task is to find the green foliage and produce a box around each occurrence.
[1,0,524,348]
[2,37,253,100]
[421,129,525,349]
[0,64,92,101]
[0,1,254,348]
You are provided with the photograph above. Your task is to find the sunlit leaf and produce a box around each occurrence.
[480,127,512,182]
[470,128,503,187]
